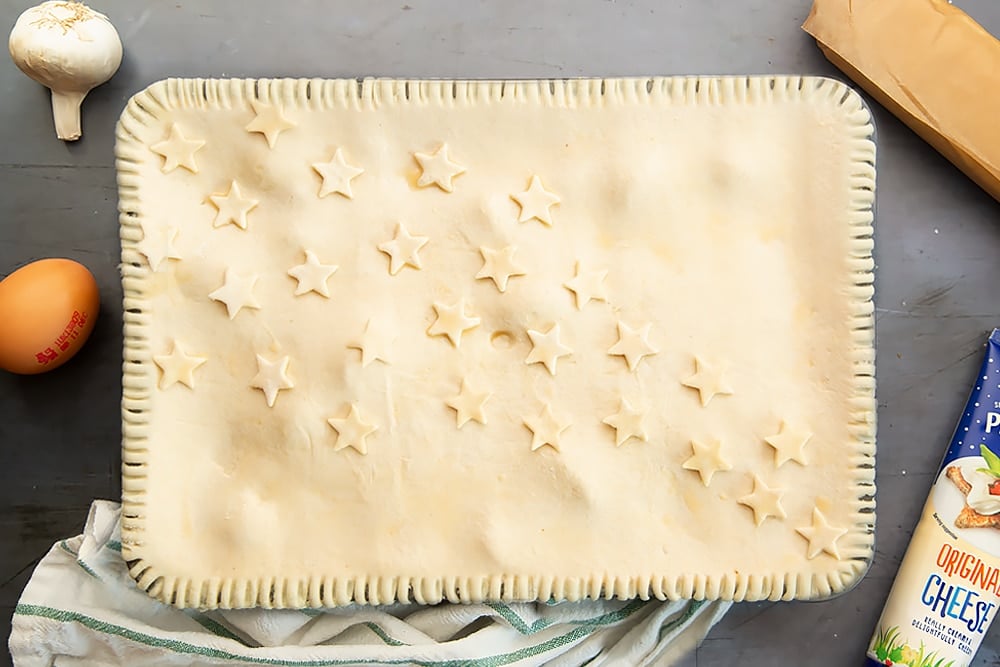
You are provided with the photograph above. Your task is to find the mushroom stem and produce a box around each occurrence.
[50,89,86,141]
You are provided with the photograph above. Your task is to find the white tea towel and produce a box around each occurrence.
[9,501,730,667]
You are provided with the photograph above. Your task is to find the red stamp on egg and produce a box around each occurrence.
[35,310,90,365]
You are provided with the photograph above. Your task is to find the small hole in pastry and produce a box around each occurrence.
[490,330,515,349]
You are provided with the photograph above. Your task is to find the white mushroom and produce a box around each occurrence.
[8,1,122,141]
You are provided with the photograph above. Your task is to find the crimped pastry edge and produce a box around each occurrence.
[116,75,876,609]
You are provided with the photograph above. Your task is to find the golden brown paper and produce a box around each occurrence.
[804,0,1000,203]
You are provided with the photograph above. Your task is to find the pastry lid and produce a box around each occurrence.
[117,76,876,609]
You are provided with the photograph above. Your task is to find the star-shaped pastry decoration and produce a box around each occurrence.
[796,508,848,560]
[510,175,560,226]
[250,353,294,407]
[608,321,659,372]
[245,99,295,148]
[287,250,338,297]
[377,222,429,275]
[347,318,395,367]
[153,340,207,390]
[681,356,734,407]
[764,421,813,468]
[427,300,481,348]
[525,323,573,375]
[209,181,258,230]
[563,261,608,309]
[150,123,205,174]
[446,380,491,428]
[327,403,377,455]
[209,269,261,319]
[312,148,364,199]
[738,475,787,526]
[523,403,569,452]
[475,245,526,293]
[413,143,466,192]
[682,438,732,487]
[602,397,649,447]
[138,221,182,271]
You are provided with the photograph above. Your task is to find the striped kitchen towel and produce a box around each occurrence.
[8,501,729,666]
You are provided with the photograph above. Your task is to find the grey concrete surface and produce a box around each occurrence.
[2,1,1000,665]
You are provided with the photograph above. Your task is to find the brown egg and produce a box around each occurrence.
[0,258,100,374]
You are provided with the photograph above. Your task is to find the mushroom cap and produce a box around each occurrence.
[8,1,122,91]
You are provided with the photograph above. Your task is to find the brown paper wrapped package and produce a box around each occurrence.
[804,0,1000,203]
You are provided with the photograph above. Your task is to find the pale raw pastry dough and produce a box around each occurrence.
[682,437,733,487]
[602,398,649,447]
[311,148,364,199]
[208,181,257,230]
[525,323,573,375]
[117,77,876,610]
[287,250,338,298]
[446,380,491,428]
[137,221,181,271]
[796,508,849,560]
[150,124,204,174]
[152,340,206,390]
[427,299,480,348]
[249,353,294,407]
[607,321,658,372]
[208,269,260,320]
[476,245,526,293]
[347,319,394,368]
[739,474,788,526]
[563,261,608,309]
[511,175,560,225]
[413,143,465,192]
[682,356,734,407]
[765,421,813,468]
[245,99,295,148]
[524,402,571,452]
[378,222,429,275]
[327,403,377,454]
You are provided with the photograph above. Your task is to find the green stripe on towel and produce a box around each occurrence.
[363,622,407,646]
[658,600,705,641]
[484,602,552,635]
[59,541,102,581]
[15,600,651,667]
